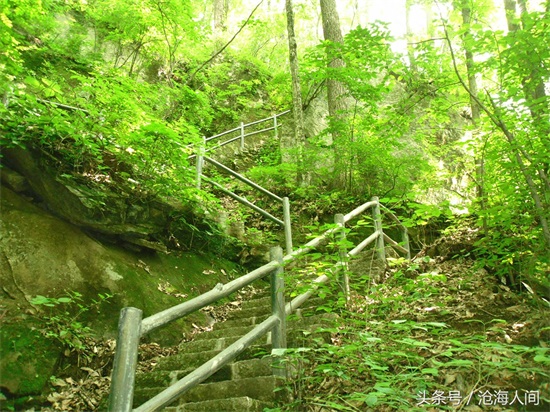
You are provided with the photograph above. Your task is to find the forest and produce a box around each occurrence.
[0,0,549,411]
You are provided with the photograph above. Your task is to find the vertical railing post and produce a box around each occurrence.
[108,307,142,412]
[270,246,287,378]
[371,196,386,261]
[196,136,205,189]
[282,197,293,255]
[240,121,245,151]
[334,213,350,302]
[273,114,278,138]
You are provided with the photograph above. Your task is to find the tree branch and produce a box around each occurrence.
[440,17,550,248]
[187,0,264,84]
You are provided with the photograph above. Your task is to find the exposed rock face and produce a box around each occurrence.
[0,184,237,398]
[1,185,127,301]
[2,147,212,253]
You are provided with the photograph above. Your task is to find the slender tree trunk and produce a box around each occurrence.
[284,0,306,183]
[405,0,417,70]
[425,1,435,37]
[460,2,487,233]
[442,19,550,249]
[504,0,550,191]
[212,0,228,33]
[320,0,349,189]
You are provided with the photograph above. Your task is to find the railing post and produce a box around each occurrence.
[334,213,350,302]
[282,197,293,255]
[273,114,278,138]
[108,307,143,412]
[371,196,386,261]
[270,246,287,378]
[240,121,245,151]
[196,136,205,189]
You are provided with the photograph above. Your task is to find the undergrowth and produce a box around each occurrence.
[269,254,550,411]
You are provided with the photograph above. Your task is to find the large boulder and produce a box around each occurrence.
[0,184,240,398]
[2,147,220,252]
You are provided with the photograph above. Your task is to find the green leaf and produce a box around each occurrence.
[271,348,286,357]
[533,355,550,365]
[424,322,448,328]
[25,77,40,88]
[394,338,432,347]
[30,295,51,305]
[443,359,474,367]
[365,393,378,406]
[421,368,439,376]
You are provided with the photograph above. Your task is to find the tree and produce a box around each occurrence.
[212,0,228,33]
[503,0,550,153]
[457,0,486,232]
[284,0,306,182]
[319,0,350,188]
[442,3,550,249]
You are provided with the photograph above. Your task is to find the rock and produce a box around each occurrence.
[0,324,59,396]
[0,167,30,193]
[0,185,239,397]
[1,147,224,252]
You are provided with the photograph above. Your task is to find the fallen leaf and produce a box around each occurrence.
[444,373,456,385]
[51,378,67,387]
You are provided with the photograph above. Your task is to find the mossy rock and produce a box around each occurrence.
[0,322,59,396]
[0,184,245,399]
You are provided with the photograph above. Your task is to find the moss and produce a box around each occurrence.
[0,322,59,396]
[72,249,243,345]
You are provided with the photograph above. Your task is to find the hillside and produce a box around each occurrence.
[1,0,549,410]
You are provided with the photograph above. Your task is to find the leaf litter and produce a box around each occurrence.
[277,229,549,411]
[33,285,266,411]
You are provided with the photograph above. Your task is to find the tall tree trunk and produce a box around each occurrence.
[504,0,550,190]
[460,2,487,233]
[320,0,349,189]
[212,0,228,33]
[442,16,550,248]
[405,0,419,71]
[284,0,306,183]
[424,1,435,37]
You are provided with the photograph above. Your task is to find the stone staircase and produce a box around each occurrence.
[132,289,335,411]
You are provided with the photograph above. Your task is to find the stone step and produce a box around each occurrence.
[214,314,269,330]
[133,376,282,407]
[154,323,332,375]
[180,314,336,354]
[239,296,270,310]
[178,335,244,353]
[227,296,327,320]
[230,296,326,316]
[135,358,272,389]
[164,396,269,411]
[214,300,333,331]
[153,344,270,372]
[225,306,271,320]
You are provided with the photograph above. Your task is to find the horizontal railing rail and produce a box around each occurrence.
[204,156,283,202]
[192,110,293,255]
[108,197,410,412]
[188,110,291,160]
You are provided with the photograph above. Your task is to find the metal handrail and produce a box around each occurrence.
[108,197,411,412]
[192,110,293,254]
[189,110,290,159]
[204,156,283,202]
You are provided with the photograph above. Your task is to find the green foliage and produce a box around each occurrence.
[301,22,437,197]
[30,291,113,353]
[272,254,549,411]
